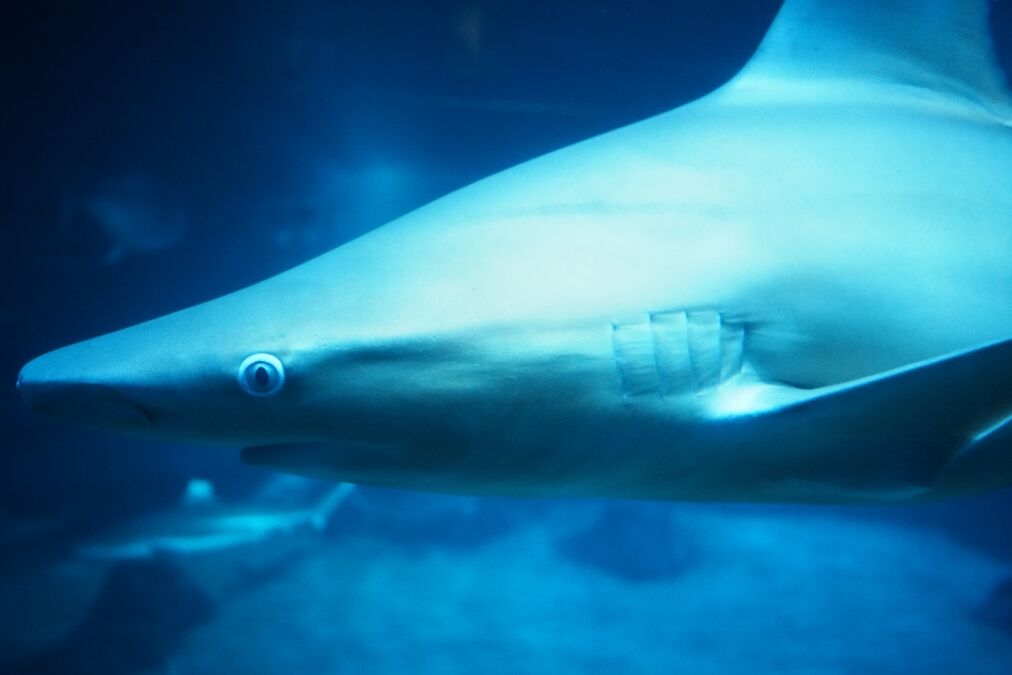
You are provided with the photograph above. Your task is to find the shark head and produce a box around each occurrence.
[16,220,616,493]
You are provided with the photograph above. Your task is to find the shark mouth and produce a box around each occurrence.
[17,377,153,429]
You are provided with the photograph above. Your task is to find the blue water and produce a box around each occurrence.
[2,1,1012,673]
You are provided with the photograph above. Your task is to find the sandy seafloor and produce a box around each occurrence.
[4,500,1010,675]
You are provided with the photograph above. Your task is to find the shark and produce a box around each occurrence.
[17,0,1012,503]
[75,480,354,561]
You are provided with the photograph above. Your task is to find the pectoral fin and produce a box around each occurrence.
[718,337,1012,497]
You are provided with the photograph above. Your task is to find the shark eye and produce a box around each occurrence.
[238,353,285,396]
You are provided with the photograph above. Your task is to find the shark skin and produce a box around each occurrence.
[17,0,1012,503]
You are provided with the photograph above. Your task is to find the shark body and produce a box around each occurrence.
[18,0,1012,502]
[76,481,353,561]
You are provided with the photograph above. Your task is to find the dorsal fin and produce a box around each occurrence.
[728,0,1011,111]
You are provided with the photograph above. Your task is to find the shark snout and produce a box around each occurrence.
[17,352,153,430]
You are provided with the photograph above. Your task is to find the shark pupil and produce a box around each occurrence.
[247,363,275,391]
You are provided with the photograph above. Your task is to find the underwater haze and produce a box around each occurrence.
[2,1,1012,673]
